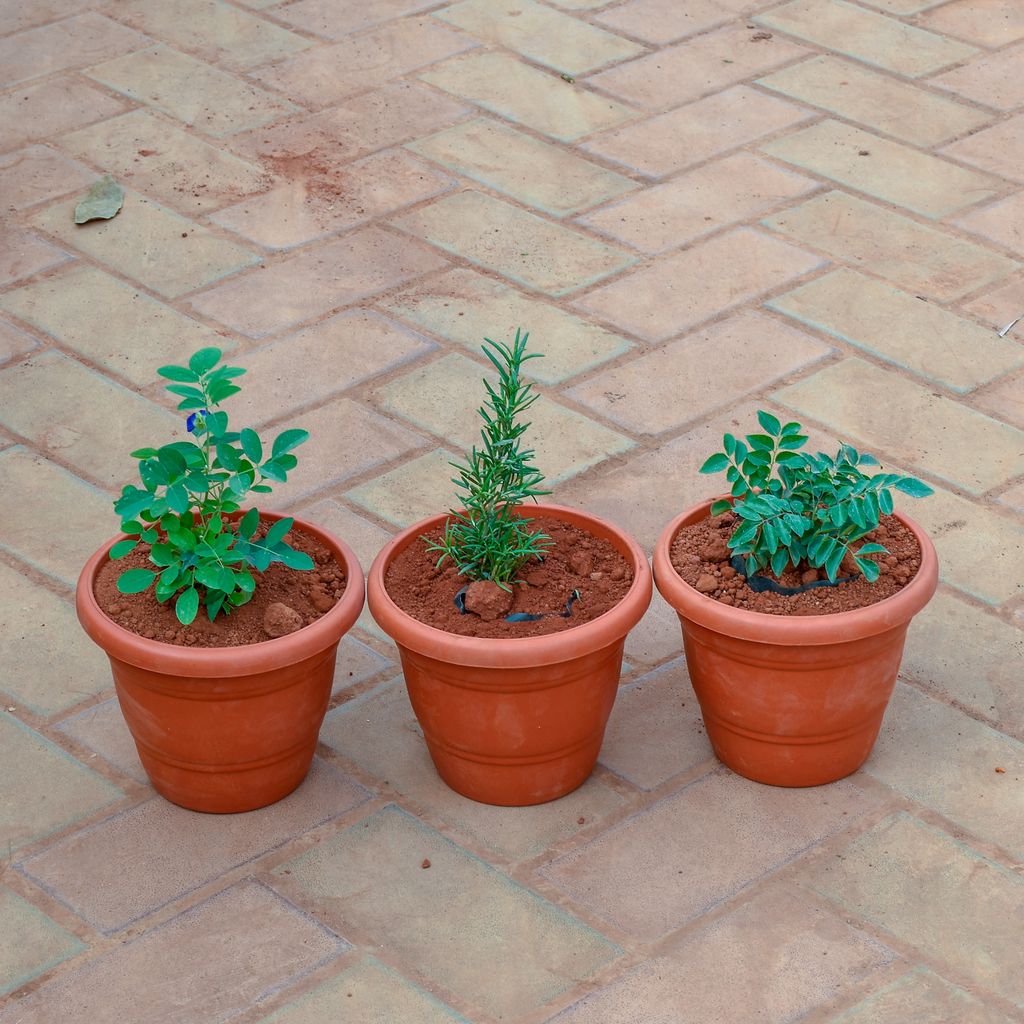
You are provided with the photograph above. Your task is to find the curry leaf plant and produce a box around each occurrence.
[699,411,933,583]
[426,329,551,590]
[112,347,313,626]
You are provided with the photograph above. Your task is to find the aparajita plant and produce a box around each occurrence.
[699,411,933,583]
[112,347,312,626]
[426,329,551,589]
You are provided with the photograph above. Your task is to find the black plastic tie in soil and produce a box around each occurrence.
[455,585,582,622]
[731,556,855,596]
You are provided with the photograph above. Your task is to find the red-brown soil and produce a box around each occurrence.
[385,515,633,638]
[670,512,921,616]
[94,523,344,647]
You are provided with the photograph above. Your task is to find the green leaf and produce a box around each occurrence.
[272,428,309,458]
[849,499,867,530]
[260,460,286,483]
[188,347,222,375]
[239,507,259,539]
[166,483,190,515]
[858,559,881,583]
[770,546,789,577]
[158,447,187,479]
[240,429,262,463]
[110,538,138,559]
[165,383,206,402]
[130,447,159,459]
[276,544,314,570]
[732,521,758,546]
[116,568,156,594]
[856,543,888,556]
[73,174,124,224]
[757,410,781,436]
[895,477,934,498]
[175,587,200,626]
[824,545,845,582]
[206,411,229,437]
[699,453,729,474]
[149,543,175,567]
[264,517,293,547]
[216,444,242,471]
[194,563,221,590]
[157,365,199,383]
[778,435,808,451]
[206,593,226,621]
[207,380,241,404]
[775,450,804,464]
[710,499,732,516]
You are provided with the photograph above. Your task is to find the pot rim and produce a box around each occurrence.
[367,502,652,668]
[76,511,365,676]
[653,498,938,645]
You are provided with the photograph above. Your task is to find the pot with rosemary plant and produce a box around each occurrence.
[368,330,651,806]
[653,412,938,787]
[76,347,365,813]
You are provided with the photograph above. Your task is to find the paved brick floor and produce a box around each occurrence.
[1,0,1023,1020]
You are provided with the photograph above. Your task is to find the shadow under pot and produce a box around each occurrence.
[367,503,652,807]
[653,499,938,788]
[76,512,365,813]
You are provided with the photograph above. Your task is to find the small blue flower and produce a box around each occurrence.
[186,408,209,433]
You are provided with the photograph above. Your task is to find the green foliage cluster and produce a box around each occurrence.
[426,330,551,589]
[699,411,933,583]
[112,347,311,625]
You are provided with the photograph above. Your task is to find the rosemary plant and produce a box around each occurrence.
[426,329,551,589]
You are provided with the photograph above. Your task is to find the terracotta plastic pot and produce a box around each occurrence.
[367,504,652,806]
[77,513,364,813]
[654,500,938,787]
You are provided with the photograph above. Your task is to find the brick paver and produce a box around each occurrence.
[2,0,1023,1020]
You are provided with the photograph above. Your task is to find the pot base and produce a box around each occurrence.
[134,736,318,814]
[423,731,602,806]
[398,641,625,807]
[700,711,883,788]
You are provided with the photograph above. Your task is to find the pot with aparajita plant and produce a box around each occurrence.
[77,348,364,813]
[654,412,937,788]
[368,331,651,806]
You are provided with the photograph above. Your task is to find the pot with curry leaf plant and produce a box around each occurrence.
[368,330,652,806]
[76,347,365,813]
[653,411,938,788]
